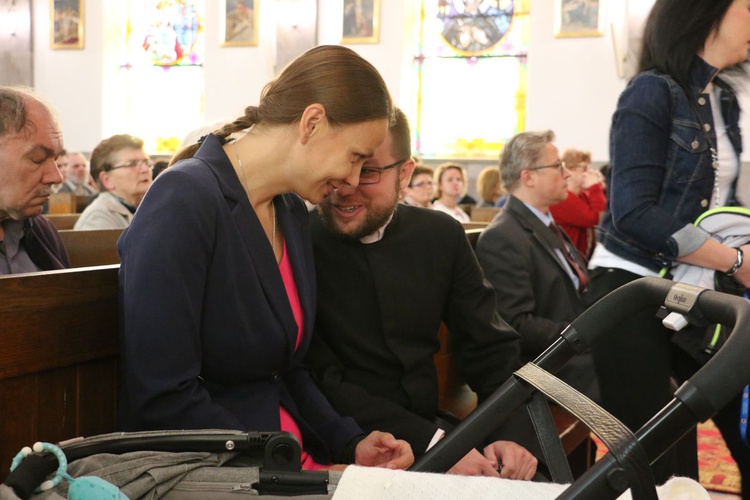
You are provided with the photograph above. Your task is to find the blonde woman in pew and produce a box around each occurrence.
[74,134,153,230]
[431,162,471,222]
[0,86,69,275]
[476,166,505,208]
[117,45,413,471]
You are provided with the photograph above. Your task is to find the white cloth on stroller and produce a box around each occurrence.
[333,466,709,499]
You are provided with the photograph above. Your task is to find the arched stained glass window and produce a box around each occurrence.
[408,0,529,159]
[115,0,205,154]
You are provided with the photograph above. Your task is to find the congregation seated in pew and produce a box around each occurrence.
[0,86,69,275]
[431,163,471,223]
[55,150,98,196]
[475,130,599,402]
[401,163,434,208]
[74,134,153,230]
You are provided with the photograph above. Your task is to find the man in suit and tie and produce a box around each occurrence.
[475,130,599,401]
[307,108,538,479]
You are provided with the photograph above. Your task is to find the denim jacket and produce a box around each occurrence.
[598,56,742,272]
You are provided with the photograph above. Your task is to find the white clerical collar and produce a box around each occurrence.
[360,212,395,244]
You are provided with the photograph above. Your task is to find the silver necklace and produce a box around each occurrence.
[233,139,276,256]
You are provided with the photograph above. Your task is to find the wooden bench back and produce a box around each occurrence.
[45,213,80,230]
[58,229,123,268]
[470,206,500,222]
[0,265,120,471]
[47,193,94,214]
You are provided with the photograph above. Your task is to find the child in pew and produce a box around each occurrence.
[117,45,413,471]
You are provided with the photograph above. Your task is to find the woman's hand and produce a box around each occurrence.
[354,431,414,469]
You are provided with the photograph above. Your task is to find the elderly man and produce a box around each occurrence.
[74,134,153,230]
[475,130,599,401]
[0,86,69,274]
[56,150,97,196]
[307,109,538,479]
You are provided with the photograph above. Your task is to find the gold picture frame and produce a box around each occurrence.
[341,0,379,44]
[554,0,604,38]
[50,0,84,50]
[221,0,258,47]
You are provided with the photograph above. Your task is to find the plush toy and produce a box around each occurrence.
[11,442,128,499]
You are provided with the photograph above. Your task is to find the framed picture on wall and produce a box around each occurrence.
[50,0,84,49]
[341,0,379,44]
[221,0,258,47]
[554,0,605,38]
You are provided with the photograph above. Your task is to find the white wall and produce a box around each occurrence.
[33,0,104,152]
[526,0,625,161]
[30,0,750,163]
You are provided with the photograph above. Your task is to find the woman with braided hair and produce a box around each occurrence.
[116,45,413,470]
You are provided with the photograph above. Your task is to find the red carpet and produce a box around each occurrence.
[592,420,741,494]
[697,420,741,494]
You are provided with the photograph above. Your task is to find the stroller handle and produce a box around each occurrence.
[413,277,750,495]
[571,276,750,420]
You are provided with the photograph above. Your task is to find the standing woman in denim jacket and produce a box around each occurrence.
[587,0,750,489]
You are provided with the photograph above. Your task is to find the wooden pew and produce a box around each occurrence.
[76,195,94,213]
[453,224,593,475]
[47,192,76,214]
[0,265,120,471]
[464,228,484,249]
[470,206,500,222]
[45,213,80,230]
[47,193,94,214]
[58,229,123,268]
[434,323,592,477]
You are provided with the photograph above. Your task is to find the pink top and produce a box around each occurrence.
[278,240,329,470]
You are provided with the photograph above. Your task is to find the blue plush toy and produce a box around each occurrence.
[11,442,128,500]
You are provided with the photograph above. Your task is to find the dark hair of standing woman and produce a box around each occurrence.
[639,0,746,94]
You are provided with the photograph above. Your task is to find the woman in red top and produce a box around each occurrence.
[549,149,606,260]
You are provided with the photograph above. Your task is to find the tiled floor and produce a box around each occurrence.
[708,491,741,499]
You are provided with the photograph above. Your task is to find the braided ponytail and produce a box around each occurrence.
[170,107,260,165]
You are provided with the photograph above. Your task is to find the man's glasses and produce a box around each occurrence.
[525,160,567,175]
[108,159,154,171]
[359,159,409,185]
[410,180,434,189]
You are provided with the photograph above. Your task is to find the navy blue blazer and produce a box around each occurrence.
[117,134,362,463]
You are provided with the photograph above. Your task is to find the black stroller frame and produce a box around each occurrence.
[412,276,750,499]
[4,277,749,499]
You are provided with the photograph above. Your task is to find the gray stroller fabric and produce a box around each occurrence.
[3,430,340,499]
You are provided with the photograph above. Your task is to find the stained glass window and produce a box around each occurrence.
[117,0,205,154]
[408,0,529,159]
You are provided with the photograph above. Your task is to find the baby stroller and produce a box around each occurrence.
[4,277,749,499]
[411,276,750,499]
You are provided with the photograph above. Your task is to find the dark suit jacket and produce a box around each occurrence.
[25,215,70,270]
[308,205,521,455]
[475,195,599,402]
[476,195,589,358]
[116,134,361,464]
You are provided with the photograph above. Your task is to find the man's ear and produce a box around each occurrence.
[299,104,326,145]
[519,168,534,187]
[398,159,416,191]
